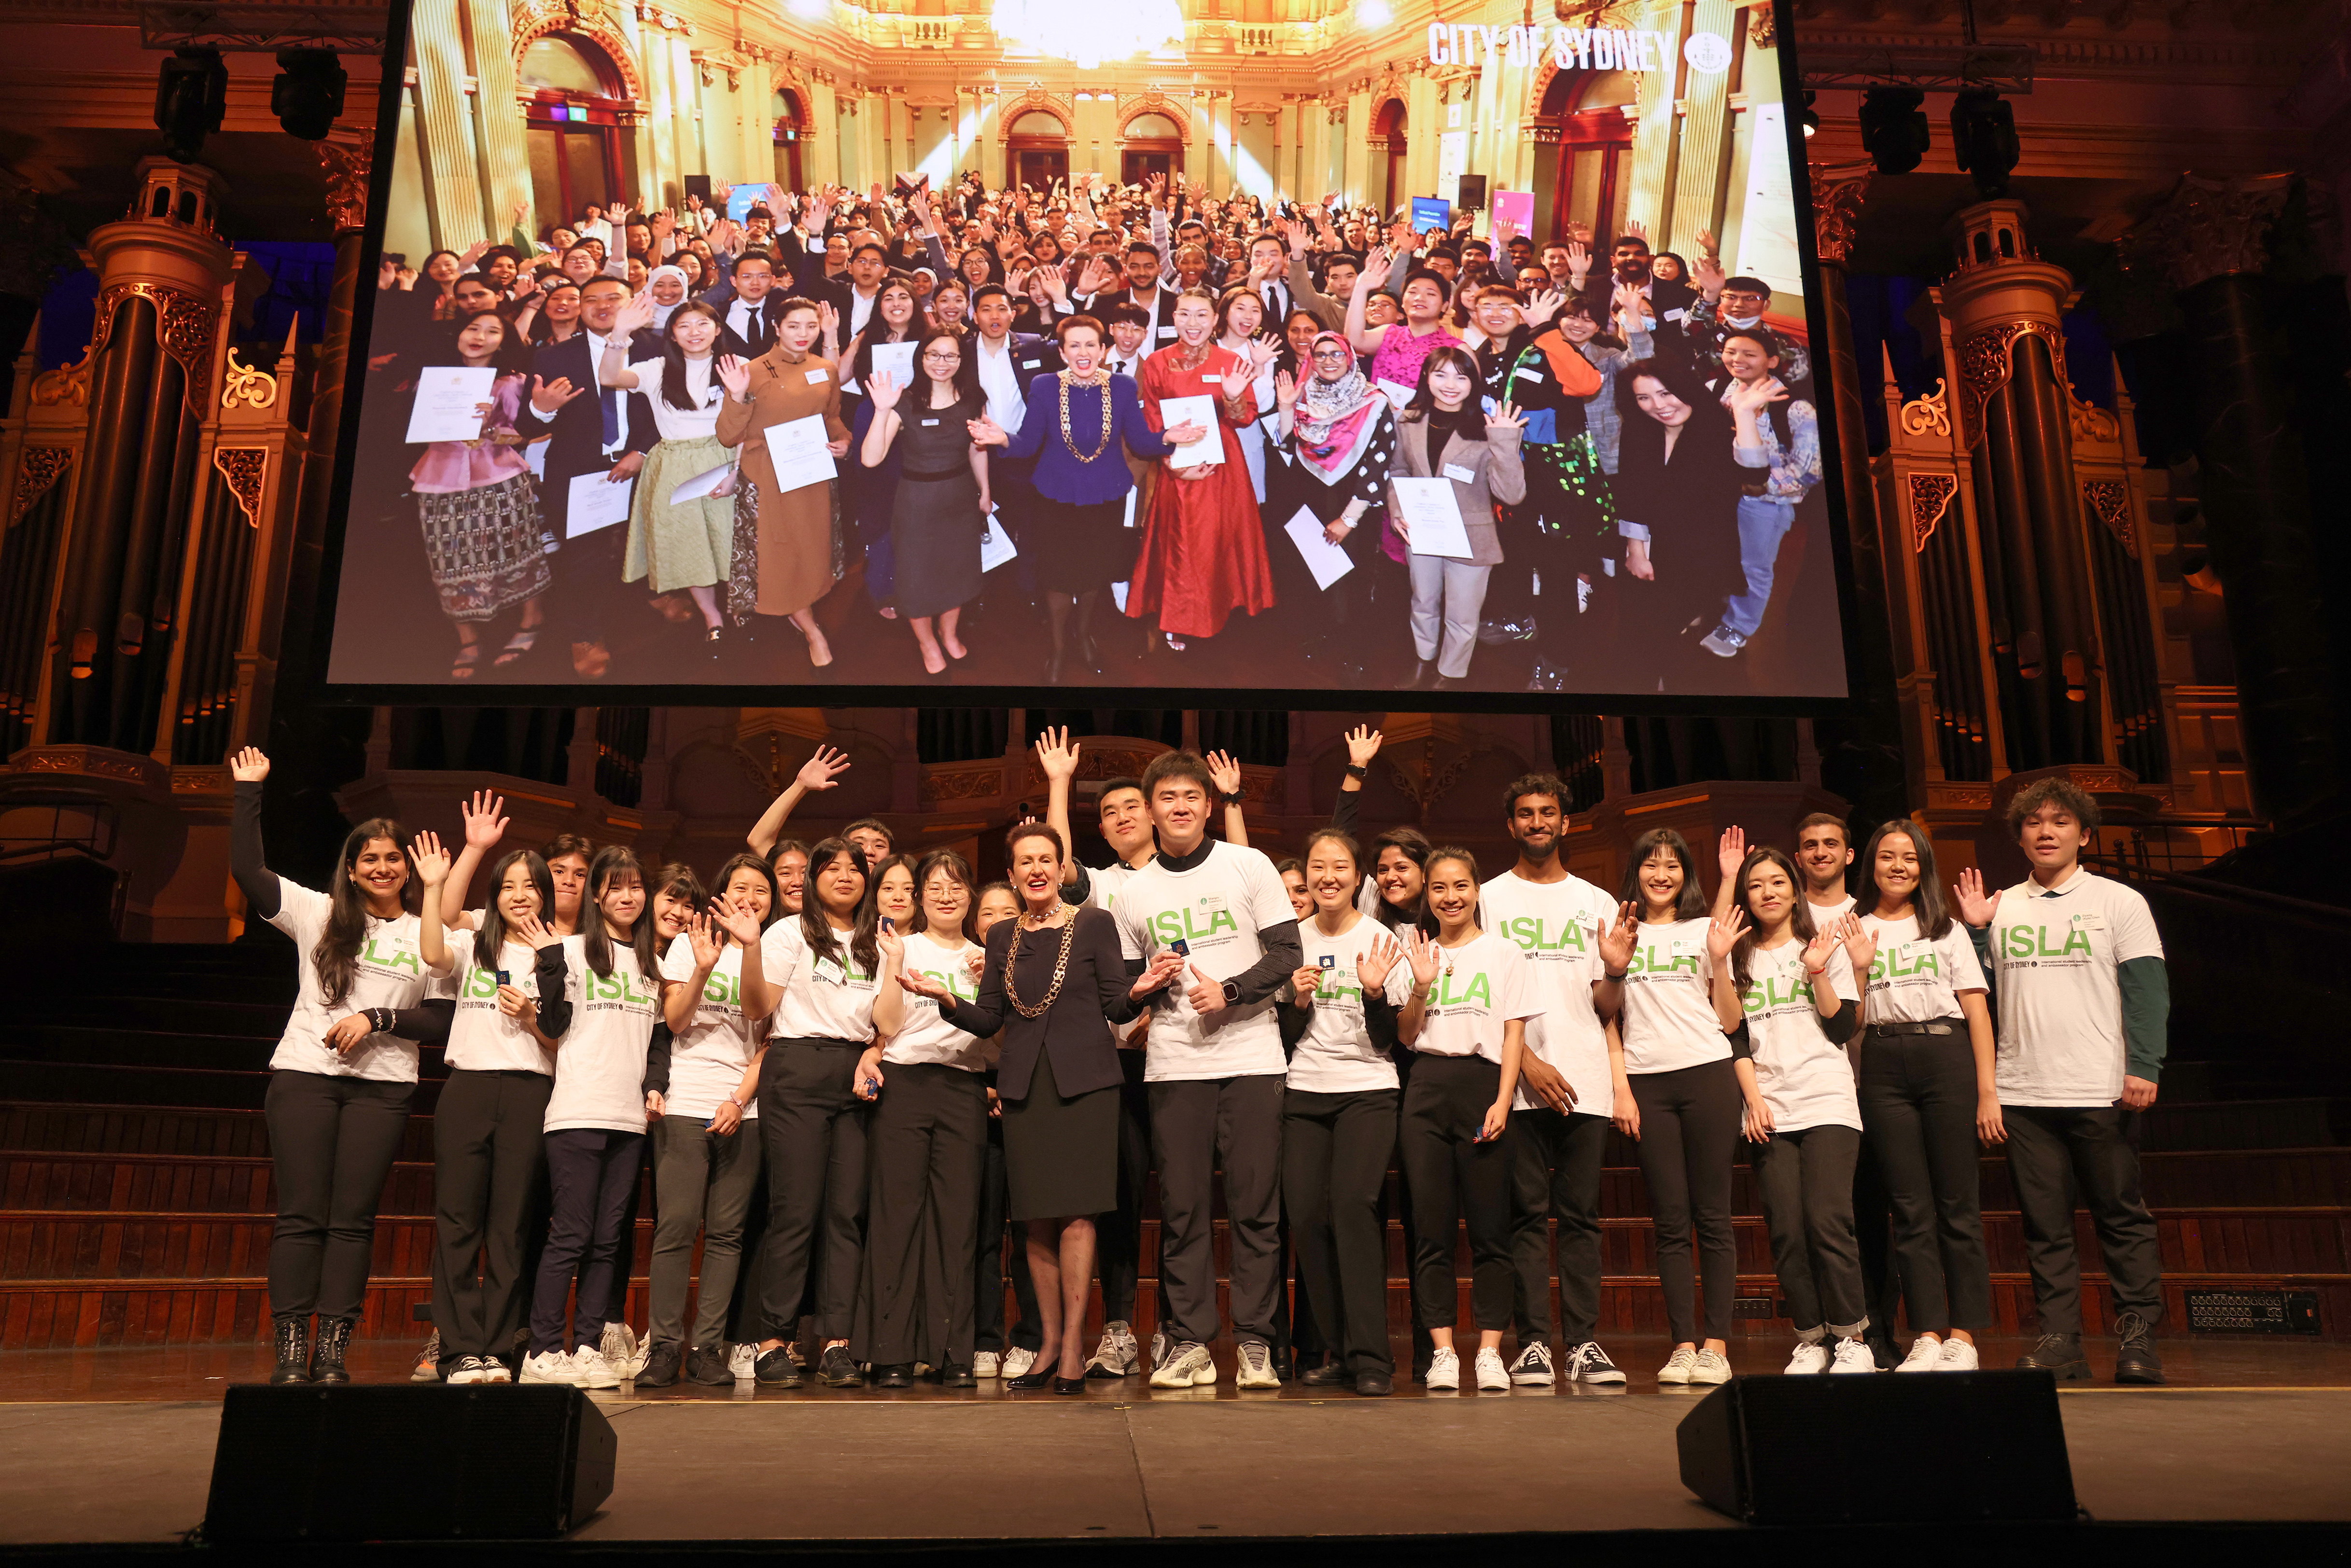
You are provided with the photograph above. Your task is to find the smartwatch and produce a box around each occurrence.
[1342,763,1369,782]
[1220,979,1241,1006]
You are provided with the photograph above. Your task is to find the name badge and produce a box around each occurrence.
[804,369,828,384]
[921,417,940,426]
[813,958,846,985]
[1443,464,1477,484]
[2071,912,2107,930]
[1512,365,1544,382]
[1203,373,1223,385]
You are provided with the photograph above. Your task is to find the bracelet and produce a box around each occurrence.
[1603,968,1629,982]
[368,1007,395,1035]
[1805,966,1829,978]
[1342,763,1368,782]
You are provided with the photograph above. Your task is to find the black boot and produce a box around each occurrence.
[269,1316,313,1385]
[2113,1311,2166,1386]
[2013,1332,2090,1380]
[310,1317,354,1385]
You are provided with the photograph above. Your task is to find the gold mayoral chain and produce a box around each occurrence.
[1056,369,1115,464]
[1003,907,1079,1018]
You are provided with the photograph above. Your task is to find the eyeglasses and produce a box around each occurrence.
[1311,348,1352,363]
[922,351,961,364]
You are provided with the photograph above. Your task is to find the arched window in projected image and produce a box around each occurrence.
[1006,109,1070,193]
[1540,67,1637,243]
[520,35,629,229]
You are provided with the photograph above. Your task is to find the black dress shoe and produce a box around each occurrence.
[1053,1376,1087,1395]
[818,1346,865,1388]
[874,1363,916,1388]
[1354,1372,1393,1397]
[1394,659,1435,691]
[939,1362,977,1388]
[637,1342,684,1387]
[754,1347,804,1386]
[310,1316,354,1385]
[2113,1312,2165,1385]
[1301,1359,1349,1388]
[268,1316,311,1385]
[686,1345,733,1386]
[2014,1332,2090,1380]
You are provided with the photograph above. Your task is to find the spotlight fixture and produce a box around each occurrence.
[1948,85,2019,198]
[154,46,228,163]
[271,48,348,141]
[1857,84,1929,175]
[1799,89,1818,138]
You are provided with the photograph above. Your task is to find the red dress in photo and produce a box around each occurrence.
[1125,342,1275,640]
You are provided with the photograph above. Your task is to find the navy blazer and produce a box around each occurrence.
[528,331,654,537]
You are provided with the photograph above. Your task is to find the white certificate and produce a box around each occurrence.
[1391,477,1474,559]
[523,439,548,480]
[668,463,734,505]
[1283,506,1355,591]
[869,340,917,389]
[1160,395,1219,470]
[406,366,497,444]
[762,415,838,493]
[980,512,1018,573]
[566,472,634,537]
[1376,377,1418,412]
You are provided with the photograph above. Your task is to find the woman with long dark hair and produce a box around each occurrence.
[855,330,991,675]
[1388,345,1527,691]
[1702,326,1823,659]
[1609,360,1748,689]
[514,279,583,348]
[1214,286,1284,506]
[599,295,745,646]
[838,276,925,614]
[1596,827,1745,1386]
[228,747,448,1385]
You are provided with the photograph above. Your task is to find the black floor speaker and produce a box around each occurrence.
[204,1384,617,1541]
[1676,1370,2076,1525]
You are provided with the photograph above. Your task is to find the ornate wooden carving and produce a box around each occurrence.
[211,448,268,527]
[1899,378,1951,440]
[1953,318,2070,449]
[10,446,74,525]
[219,348,277,411]
[2081,478,2136,558]
[1909,472,1959,551]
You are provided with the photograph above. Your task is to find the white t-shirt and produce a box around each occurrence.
[1085,859,1140,914]
[1480,869,1616,1116]
[629,354,727,442]
[758,918,882,1042]
[1739,938,1861,1132]
[1618,918,1729,1075]
[1857,912,1986,1024]
[889,930,997,1072]
[1408,931,1539,1065]
[545,937,659,1133]
[1113,839,1298,1082]
[1986,869,2163,1108]
[1286,913,1409,1094]
[264,884,431,1082]
[442,928,557,1075]
[658,936,764,1121]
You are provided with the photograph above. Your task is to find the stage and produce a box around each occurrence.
[6,1338,2349,1548]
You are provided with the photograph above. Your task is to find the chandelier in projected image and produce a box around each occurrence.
[991,0,1185,69]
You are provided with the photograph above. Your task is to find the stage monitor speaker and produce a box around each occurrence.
[205,1385,616,1541]
[1455,174,1487,210]
[684,173,713,201]
[1677,1371,2076,1526]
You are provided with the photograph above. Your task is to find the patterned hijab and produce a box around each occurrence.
[1293,331,1384,482]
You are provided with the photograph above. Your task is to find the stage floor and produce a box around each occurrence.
[4,1338,2349,1545]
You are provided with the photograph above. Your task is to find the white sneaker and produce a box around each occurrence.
[600,1321,645,1378]
[1690,1349,1732,1385]
[1936,1338,1980,1371]
[1474,1348,1511,1392]
[972,1351,1001,1378]
[1151,1341,1217,1388]
[1001,1346,1038,1381]
[1784,1341,1830,1374]
[1086,1322,1140,1376]
[1564,1341,1627,1385]
[573,1347,621,1388]
[520,1349,583,1386]
[728,1343,757,1382]
[1896,1335,1947,1373]
[480,1359,513,1384]
[445,1355,490,1386]
[1830,1337,1876,1375]
[1425,1347,1461,1390]
[1657,1346,1698,1385]
[1235,1341,1279,1388]
[1508,1342,1555,1386]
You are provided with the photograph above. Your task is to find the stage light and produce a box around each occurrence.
[1857,84,1929,174]
[1949,85,2019,198]
[271,49,348,141]
[1799,90,1818,138]
[154,47,228,163]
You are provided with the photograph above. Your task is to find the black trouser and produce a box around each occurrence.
[530,1128,645,1354]
[1628,1060,1741,1346]
[647,1112,764,1349]
[975,1114,1042,1355]
[1150,1074,1285,1348]
[1098,1047,1167,1331]
[432,1068,552,1365]
[2003,1104,2164,1336]
[1282,1086,1399,1375]
[1755,1124,1867,1340]
[1852,1132,1903,1341]
[751,1038,870,1342]
[1399,1055,1515,1332]
[1509,1106,1611,1349]
[855,1063,988,1367]
[264,1069,414,1323]
[1861,1022,1991,1335]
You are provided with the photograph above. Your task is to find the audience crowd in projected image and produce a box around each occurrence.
[358,171,1825,693]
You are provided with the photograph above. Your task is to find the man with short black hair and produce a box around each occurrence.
[842,817,893,868]
[1085,240,1182,349]
[702,250,785,358]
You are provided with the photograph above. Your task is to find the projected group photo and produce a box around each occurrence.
[327,10,1845,701]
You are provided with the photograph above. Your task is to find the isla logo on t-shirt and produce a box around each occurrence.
[1150,899,1240,946]
[586,968,658,1007]
[360,934,423,976]
[1496,915,1594,958]
[1742,971,1817,1014]
[2001,921,2097,962]
[1871,941,1942,982]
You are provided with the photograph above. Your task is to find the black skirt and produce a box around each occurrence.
[1026,494,1136,594]
[1001,1047,1117,1221]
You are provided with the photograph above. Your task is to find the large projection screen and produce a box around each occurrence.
[320,2,1857,711]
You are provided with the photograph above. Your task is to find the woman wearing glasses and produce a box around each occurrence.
[854,329,991,677]
[1268,331,1399,683]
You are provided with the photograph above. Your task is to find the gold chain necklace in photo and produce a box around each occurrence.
[1056,369,1114,463]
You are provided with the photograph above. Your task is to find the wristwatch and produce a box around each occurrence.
[1342,763,1368,782]
[1221,979,1241,1006]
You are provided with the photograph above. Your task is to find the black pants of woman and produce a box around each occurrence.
[265,1070,414,1324]
[1399,1056,1514,1332]
[854,1063,988,1368]
[1754,1124,1867,1339]
[1283,1086,1399,1375]
[1628,1059,1741,1345]
[432,1068,552,1368]
[648,1114,764,1352]
[752,1038,870,1342]
[530,1128,645,1355]
[1860,1021,1992,1335]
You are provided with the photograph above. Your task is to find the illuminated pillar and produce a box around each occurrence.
[411,0,486,246]
[466,0,531,226]
[1668,0,1733,259]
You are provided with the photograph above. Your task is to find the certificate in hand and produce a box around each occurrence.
[1159,395,1218,470]
[980,512,1018,573]
[763,415,839,493]
[1376,378,1418,412]
[1391,477,1475,559]
[668,463,734,505]
[1283,506,1355,591]
[869,341,917,388]
[406,366,497,444]
[566,472,634,537]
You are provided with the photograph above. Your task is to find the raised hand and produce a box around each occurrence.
[1717,826,1748,883]
[715,354,750,401]
[1693,252,1727,299]
[1219,360,1253,401]
[796,744,851,794]
[1802,918,1846,978]
[1563,239,1590,278]
[1204,750,1243,798]
[461,790,509,851]
[1526,288,1566,326]
[510,911,563,952]
[1597,901,1640,972]
[1484,398,1526,435]
[1695,227,1720,260]
[867,370,904,413]
[1245,335,1279,373]
[228,745,270,783]
[1725,375,1791,419]
[529,375,585,414]
[612,292,657,334]
[1952,867,2000,928]
[1840,914,1878,979]
[1357,933,1402,994]
[1358,247,1393,289]
[817,301,841,342]
[966,413,1008,448]
[1274,369,1299,413]
[1707,907,1749,962]
[1404,928,1445,994]
[1624,217,1649,245]
[1611,280,1648,324]
[709,894,762,948]
[876,923,905,977]
[1035,725,1081,782]
[1345,724,1383,768]
[686,911,723,970]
